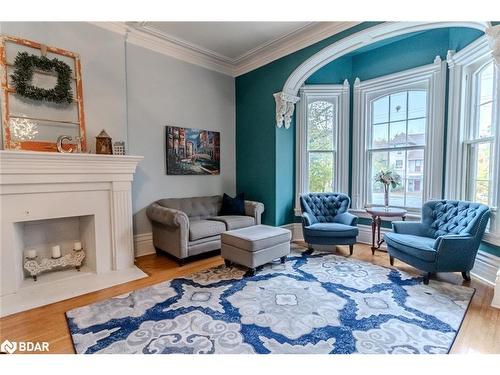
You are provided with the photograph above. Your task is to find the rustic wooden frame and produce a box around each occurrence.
[0,35,87,152]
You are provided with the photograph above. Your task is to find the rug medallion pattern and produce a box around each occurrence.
[66,246,473,354]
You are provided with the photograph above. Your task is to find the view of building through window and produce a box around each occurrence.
[307,100,336,192]
[468,61,495,205]
[369,90,427,208]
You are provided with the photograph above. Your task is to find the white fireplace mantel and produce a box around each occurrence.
[0,150,145,317]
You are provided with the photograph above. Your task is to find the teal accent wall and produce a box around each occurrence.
[236,22,380,225]
[235,23,500,257]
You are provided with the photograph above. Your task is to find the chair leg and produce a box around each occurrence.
[305,245,314,255]
[423,272,431,285]
[177,257,186,267]
[462,271,471,281]
[349,245,354,256]
[224,259,231,267]
[389,256,394,266]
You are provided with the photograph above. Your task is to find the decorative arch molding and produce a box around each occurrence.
[274,21,495,128]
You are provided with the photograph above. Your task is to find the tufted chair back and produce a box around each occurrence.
[421,200,490,239]
[300,193,350,223]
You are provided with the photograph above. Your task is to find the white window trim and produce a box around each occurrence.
[446,35,500,246]
[352,57,447,212]
[294,81,350,216]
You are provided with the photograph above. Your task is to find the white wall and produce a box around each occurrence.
[0,22,236,235]
[0,22,128,147]
[126,44,235,234]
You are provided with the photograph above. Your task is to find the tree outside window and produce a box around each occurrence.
[307,100,335,192]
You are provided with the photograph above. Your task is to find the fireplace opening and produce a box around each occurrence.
[16,215,96,284]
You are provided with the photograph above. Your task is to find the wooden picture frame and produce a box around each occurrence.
[0,35,87,152]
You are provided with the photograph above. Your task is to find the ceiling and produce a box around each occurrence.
[118,21,360,76]
[141,22,312,62]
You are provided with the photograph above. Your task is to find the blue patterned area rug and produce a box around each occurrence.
[66,245,474,354]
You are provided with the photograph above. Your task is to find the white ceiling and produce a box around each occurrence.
[140,22,313,62]
[97,21,360,76]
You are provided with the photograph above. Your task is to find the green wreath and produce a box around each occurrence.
[11,51,73,104]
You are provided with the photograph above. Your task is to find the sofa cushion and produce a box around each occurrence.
[208,215,255,230]
[220,193,245,215]
[221,225,291,252]
[384,233,437,262]
[189,219,226,241]
[304,223,358,238]
[157,196,222,221]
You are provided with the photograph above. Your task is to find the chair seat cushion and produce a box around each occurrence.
[384,233,437,262]
[304,223,358,238]
[189,219,226,241]
[208,215,255,230]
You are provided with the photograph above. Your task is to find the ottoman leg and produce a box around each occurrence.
[224,259,231,267]
[280,256,286,264]
[349,245,354,256]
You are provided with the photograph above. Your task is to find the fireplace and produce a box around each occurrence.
[0,151,146,316]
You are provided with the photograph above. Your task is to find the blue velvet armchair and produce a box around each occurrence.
[300,193,359,255]
[384,200,490,284]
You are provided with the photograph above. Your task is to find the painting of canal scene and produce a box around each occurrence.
[166,126,220,175]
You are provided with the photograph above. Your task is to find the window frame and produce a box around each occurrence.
[352,57,447,213]
[295,82,350,215]
[367,89,427,210]
[446,36,500,244]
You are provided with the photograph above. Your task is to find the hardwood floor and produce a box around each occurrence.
[1,243,498,354]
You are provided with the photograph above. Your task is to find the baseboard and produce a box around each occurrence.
[471,251,500,287]
[281,223,303,241]
[285,223,499,285]
[134,232,155,258]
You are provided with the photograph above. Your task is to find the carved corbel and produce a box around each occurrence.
[486,25,500,66]
[274,92,300,129]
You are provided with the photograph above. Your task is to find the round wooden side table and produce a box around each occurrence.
[366,207,407,254]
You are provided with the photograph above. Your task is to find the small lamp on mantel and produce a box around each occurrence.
[96,129,113,155]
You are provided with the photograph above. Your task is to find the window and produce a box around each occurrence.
[352,58,446,212]
[446,36,499,243]
[295,83,350,214]
[306,100,336,192]
[368,90,427,208]
[465,61,496,206]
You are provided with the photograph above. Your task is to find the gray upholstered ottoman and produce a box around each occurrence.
[221,225,291,275]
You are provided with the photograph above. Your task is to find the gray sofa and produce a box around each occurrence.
[146,195,264,265]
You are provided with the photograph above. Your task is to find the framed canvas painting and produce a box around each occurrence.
[166,126,220,175]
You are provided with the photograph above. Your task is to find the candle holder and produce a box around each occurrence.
[24,248,86,282]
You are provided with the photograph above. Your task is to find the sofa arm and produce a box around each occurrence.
[245,200,265,224]
[333,212,358,226]
[146,202,189,228]
[392,221,426,236]
[434,234,478,270]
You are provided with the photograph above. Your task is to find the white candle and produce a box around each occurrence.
[51,245,61,258]
[26,249,37,259]
[74,241,82,251]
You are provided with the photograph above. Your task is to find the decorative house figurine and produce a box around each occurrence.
[96,129,113,155]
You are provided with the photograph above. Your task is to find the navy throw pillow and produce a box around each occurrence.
[220,193,245,215]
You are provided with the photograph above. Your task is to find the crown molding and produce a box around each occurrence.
[89,21,361,77]
[233,21,360,76]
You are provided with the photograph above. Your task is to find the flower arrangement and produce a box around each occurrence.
[374,169,401,207]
